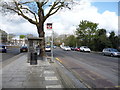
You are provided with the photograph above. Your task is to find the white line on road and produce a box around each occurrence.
[45,76,58,80]
[44,71,55,74]
[46,85,62,88]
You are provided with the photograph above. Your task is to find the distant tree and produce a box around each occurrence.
[64,35,77,47]
[93,29,112,51]
[20,35,25,39]
[8,33,16,44]
[0,29,8,44]
[109,31,119,49]
[76,20,98,47]
[57,34,68,46]
[53,32,60,46]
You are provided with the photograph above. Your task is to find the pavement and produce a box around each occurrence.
[1,53,87,89]
[1,54,64,89]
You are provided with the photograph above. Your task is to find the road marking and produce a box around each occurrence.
[44,71,55,74]
[115,86,120,88]
[107,80,114,84]
[45,76,58,80]
[86,74,96,80]
[46,85,62,88]
[56,58,62,63]
[111,69,117,72]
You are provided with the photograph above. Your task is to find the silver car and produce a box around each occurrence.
[102,48,120,57]
[80,46,91,52]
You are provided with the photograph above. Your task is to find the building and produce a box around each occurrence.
[0,29,8,44]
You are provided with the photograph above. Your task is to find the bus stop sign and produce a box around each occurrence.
[47,23,52,30]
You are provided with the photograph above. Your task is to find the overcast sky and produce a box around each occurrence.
[0,0,119,38]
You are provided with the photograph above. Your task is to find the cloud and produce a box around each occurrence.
[90,0,119,2]
[0,0,118,37]
[0,11,38,36]
[45,0,118,35]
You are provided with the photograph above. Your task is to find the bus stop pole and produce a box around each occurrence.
[51,30,54,63]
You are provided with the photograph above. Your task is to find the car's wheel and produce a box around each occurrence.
[2,50,7,53]
[110,53,114,57]
[103,53,105,56]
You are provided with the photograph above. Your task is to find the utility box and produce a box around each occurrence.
[30,52,37,65]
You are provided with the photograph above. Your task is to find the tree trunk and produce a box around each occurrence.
[37,23,46,57]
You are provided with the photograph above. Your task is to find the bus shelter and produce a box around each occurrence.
[27,37,43,65]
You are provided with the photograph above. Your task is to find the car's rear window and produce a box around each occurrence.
[22,46,27,48]
[46,46,51,48]
[110,49,118,52]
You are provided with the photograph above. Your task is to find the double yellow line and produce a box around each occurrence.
[55,57,62,63]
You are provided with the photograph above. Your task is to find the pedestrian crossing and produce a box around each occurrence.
[44,70,62,88]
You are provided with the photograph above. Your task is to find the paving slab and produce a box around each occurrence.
[2,54,63,88]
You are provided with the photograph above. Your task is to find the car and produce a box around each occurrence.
[64,46,71,51]
[75,47,80,51]
[45,46,51,52]
[0,45,7,53]
[80,46,91,52]
[71,47,75,51]
[53,46,57,49]
[20,46,28,52]
[102,48,120,57]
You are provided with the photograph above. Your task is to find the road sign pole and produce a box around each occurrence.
[51,30,54,63]
[46,23,54,63]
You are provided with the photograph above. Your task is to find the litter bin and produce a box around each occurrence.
[30,52,37,65]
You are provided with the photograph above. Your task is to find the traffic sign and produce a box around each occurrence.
[47,23,52,30]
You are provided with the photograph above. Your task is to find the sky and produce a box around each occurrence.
[0,0,119,38]
[91,2,118,14]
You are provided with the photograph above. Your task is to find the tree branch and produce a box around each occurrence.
[20,6,38,23]
[43,2,62,22]
[42,0,49,6]
[49,7,60,16]
[13,1,37,25]
[18,1,33,5]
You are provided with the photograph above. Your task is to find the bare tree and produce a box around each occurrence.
[1,0,73,57]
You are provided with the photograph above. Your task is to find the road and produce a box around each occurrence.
[1,47,119,88]
[50,48,119,88]
[1,47,20,62]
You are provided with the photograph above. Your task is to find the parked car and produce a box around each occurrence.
[71,47,75,51]
[102,48,120,57]
[53,46,57,49]
[45,46,51,52]
[64,46,71,51]
[61,46,65,50]
[80,46,91,52]
[20,46,28,52]
[75,47,80,51]
[0,45,7,53]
